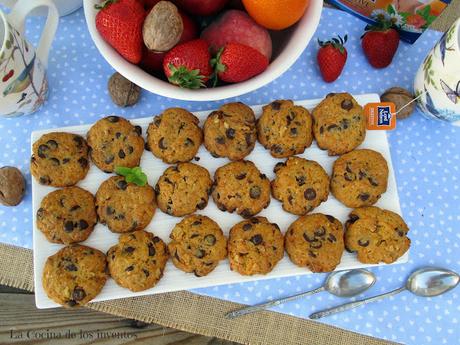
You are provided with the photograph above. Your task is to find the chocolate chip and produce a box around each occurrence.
[326,215,335,223]
[341,99,353,110]
[45,140,57,150]
[64,221,74,232]
[115,132,122,139]
[226,128,235,139]
[154,117,161,126]
[359,193,370,201]
[303,233,316,242]
[240,209,253,218]
[290,127,298,136]
[66,263,77,271]
[245,133,253,146]
[38,144,49,158]
[395,228,405,237]
[368,177,379,186]
[196,198,207,210]
[249,185,261,199]
[250,218,260,224]
[73,136,84,148]
[190,233,199,239]
[243,223,252,231]
[215,136,225,144]
[134,125,142,136]
[358,170,367,180]
[140,268,149,277]
[69,205,81,212]
[274,162,285,173]
[288,195,294,205]
[308,250,317,258]
[194,156,200,161]
[127,146,134,154]
[185,138,194,147]
[271,144,283,154]
[296,175,306,186]
[314,227,326,237]
[107,116,120,123]
[327,124,339,131]
[125,265,134,271]
[124,246,135,253]
[62,158,70,164]
[37,208,44,219]
[204,234,216,245]
[326,93,336,98]
[115,213,125,220]
[117,180,128,190]
[194,249,205,258]
[340,118,349,129]
[304,188,316,200]
[104,155,114,164]
[235,173,247,180]
[78,157,88,168]
[118,149,126,159]
[148,243,156,256]
[358,239,369,247]
[106,206,114,215]
[260,173,267,180]
[67,300,77,307]
[192,220,202,226]
[39,176,51,185]
[49,157,60,166]
[310,240,322,249]
[79,220,89,230]
[271,101,281,110]
[72,287,86,301]
[328,234,337,243]
[152,236,160,243]
[344,172,355,181]
[145,142,151,151]
[159,137,167,149]
[319,126,324,134]
[250,234,263,245]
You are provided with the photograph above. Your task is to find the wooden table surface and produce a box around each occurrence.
[0,285,237,345]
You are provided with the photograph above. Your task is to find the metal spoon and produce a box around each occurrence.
[225,269,376,319]
[310,267,460,320]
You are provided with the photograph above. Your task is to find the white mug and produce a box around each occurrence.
[0,0,58,117]
[414,17,460,124]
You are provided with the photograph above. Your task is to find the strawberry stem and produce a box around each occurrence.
[318,34,348,54]
[167,64,206,89]
[94,0,117,10]
[210,47,226,88]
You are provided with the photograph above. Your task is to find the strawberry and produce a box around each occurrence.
[163,39,213,89]
[212,42,269,84]
[361,23,400,69]
[316,35,347,83]
[95,0,146,64]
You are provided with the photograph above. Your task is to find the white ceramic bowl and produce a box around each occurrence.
[83,0,323,101]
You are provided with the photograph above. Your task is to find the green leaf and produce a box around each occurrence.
[387,4,395,14]
[114,166,148,187]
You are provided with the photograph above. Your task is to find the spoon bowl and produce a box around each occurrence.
[326,269,376,297]
[407,267,460,297]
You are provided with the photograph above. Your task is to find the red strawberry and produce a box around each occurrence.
[163,39,213,89]
[212,42,268,84]
[95,0,146,64]
[317,35,348,83]
[362,24,400,69]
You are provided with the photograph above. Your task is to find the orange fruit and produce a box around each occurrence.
[242,0,310,30]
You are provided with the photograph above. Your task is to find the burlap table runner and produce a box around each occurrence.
[1,2,458,344]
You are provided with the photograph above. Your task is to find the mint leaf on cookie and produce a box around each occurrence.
[115,166,148,186]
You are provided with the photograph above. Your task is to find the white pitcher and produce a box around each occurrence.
[0,0,58,117]
[414,17,460,124]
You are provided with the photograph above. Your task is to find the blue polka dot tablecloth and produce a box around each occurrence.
[0,6,459,345]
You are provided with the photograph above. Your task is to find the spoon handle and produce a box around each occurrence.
[309,286,406,320]
[226,286,325,319]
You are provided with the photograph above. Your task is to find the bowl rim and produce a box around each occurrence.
[83,0,323,101]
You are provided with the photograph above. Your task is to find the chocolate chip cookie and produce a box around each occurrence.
[42,244,108,307]
[257,100,313,158]
[228,217,284,275]
[37,187,97,244]
[331,149,388,208]
[203,102,257,161]
[271,157,329,215]
[96,176,156,233]
[211,160,270,218]
[312,93,366,156]
[345,206,410,264]
[285,214,344,272]
[168,215,227,277]
[31,132,90,187]
[155,162,212,217]
[146,108,202,164]
[107,230,169,292]
[87,116,144,173]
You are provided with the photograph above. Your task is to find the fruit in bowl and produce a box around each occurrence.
[84,0,323,100]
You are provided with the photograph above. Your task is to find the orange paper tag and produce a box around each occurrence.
[364,102,396,130]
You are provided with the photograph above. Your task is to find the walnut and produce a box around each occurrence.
[0,167,26,206]
[108,72,141,107]
[381,87,415,119]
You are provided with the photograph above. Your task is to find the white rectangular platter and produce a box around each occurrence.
[33,93,407,309]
